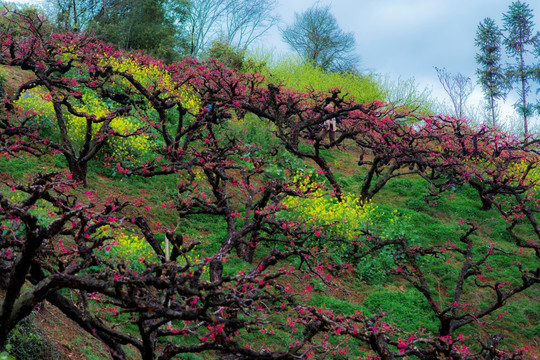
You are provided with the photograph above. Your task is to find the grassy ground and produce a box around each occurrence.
[0,66,538,359]
[4,144,538,359]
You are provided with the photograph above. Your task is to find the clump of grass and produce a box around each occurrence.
[5,317,60,360]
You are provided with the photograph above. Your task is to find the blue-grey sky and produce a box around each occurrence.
[263,0,540,127]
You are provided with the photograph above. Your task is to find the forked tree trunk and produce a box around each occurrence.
[65,157,89,186]
[470,181,493,210]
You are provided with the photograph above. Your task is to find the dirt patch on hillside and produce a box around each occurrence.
[1,65,32,98]
[32,302,111,360]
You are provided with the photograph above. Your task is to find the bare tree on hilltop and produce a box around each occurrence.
[185,0,279,57]
[281,4,359,72]
[435,67,474,120]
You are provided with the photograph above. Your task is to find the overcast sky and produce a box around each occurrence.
[7,0,540,127]
[262,0,540,128]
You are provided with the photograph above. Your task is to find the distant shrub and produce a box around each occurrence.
[355,208,418,283]
[253,54,384,103]
[98,227,159,272]
[6,317,59,360]
[206,39,245,70]
[280,173,376,264]
[379,75,437,114]
[406,197,427,211]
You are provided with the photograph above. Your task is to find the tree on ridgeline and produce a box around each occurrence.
[219,0,279,51]
[185,0,278,57]
[281,4,359,72]
[435,67,474,120]
[475,17,508,127]
[205,39,246,70]
[46,0,102,31]
[90,0,189,62]
[502,0,540,136]
[43,0,190,62]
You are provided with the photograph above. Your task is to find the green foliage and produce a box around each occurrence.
[0,68,5,99]
[355,245,400,284]
[525,324,540,338]
[475,17,507,126]
[355,207,420,283]
[177,213,228,254]
[0,352,15,360]
[206,39,246,70]
[406,197,427,212]
[90,0,189,62]
[502,1,540,132]
[361,286,438,333]
[308,295,358,315]
[387,178,427,197]
[281,4,358,72]
[379,75,437,114]
[177,354,203,360]
[229,114,278,152]
[80,347,105,360]
[0,156,41,179]
[258,55,384,103]
[228,115,309,179]
[257,53,434,111]
[5,317,58,360]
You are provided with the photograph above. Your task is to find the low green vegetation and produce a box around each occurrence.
[254,54,385,103]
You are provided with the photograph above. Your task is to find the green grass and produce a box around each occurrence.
[5,317,59,360]
[2,49,538,359]
[253,54,385,104]
[1,112,538,359]
[360,285,439,333]
[5,150,538,357]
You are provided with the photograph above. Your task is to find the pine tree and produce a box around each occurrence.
[475,18,507,127]
[502,1,540,136]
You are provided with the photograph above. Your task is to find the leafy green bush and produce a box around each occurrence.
[6,317,59,360]
[355,245,401,284]
[361,286,438,333]
[379,75,437,114]
[253,54,384,103]
[206,39,245,70]
[406,197,427,211]
[0,352,15,360]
